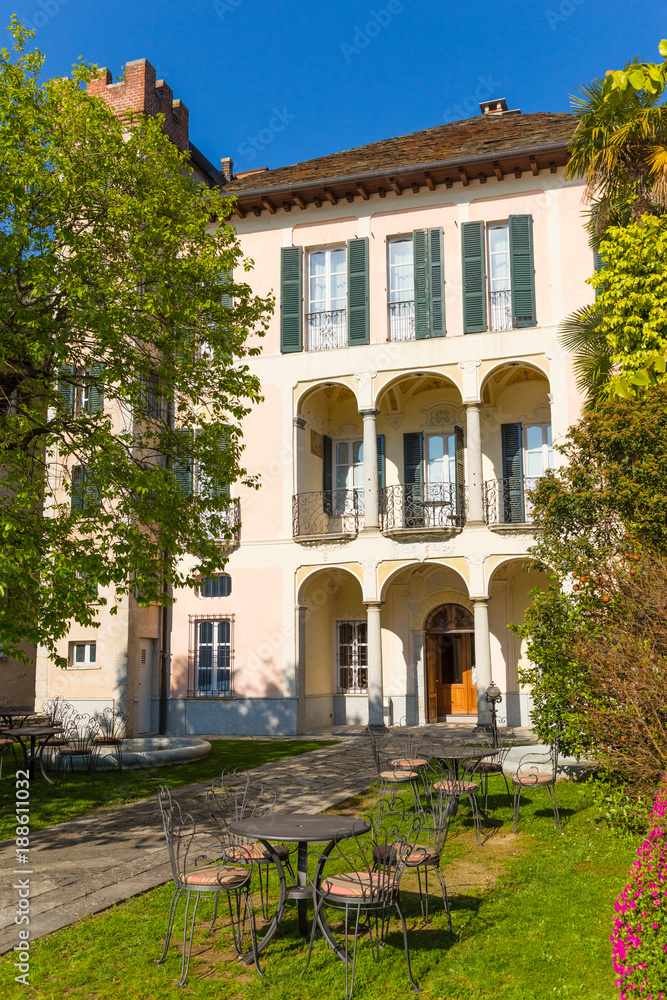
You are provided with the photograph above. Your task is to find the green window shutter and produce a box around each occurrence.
[173,429,194,497]
[377,434,385,491]
[347,237,369,345]
[509,215,536,328]
[428,227,445,337]
[322,434,333,514]
[86,364,104,413]
[58,366,75,416]
[403,432,424,527]
[462,222,487,333]
[71,465,85,511]
[454,426,464,524]
[501,422,524,523]
[280,246,303,353]
[220,267,233,310]
[413,229,429,340]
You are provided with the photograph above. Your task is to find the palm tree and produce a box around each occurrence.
[560,60,667,403]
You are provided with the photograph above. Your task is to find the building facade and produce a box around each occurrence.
[34,71,592,735]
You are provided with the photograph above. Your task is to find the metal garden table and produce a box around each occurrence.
[1,724,63,783]
[229,812,371,963]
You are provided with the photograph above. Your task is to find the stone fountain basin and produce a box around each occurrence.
[96,737,211,770]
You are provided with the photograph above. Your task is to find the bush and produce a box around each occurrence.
[612,784,667,998]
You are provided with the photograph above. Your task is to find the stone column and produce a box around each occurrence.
[473,597,492,725]
[295,605,307,733]
[361,408,379,530]
[365,601,385,729]
[465,402,485,525]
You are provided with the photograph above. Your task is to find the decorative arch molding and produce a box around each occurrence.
[379,559,470,604]
[413,589,474,632]
[479,359,551,401]
[295,379,360,417]
[296,563,364,605]
[374,369,464,412]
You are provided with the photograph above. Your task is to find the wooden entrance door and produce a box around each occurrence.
[425,604,476,721]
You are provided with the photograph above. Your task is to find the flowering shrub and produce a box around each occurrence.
[612,784,667,997]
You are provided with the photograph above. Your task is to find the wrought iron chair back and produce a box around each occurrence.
[427,754,484,845]
[366,727,424,812]
[56,713,99,785]
[156,786,262,986]
[303,801,422,999]
[511,728,562,834]
[91,706,126,771]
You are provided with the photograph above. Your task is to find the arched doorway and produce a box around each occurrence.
[425,604,475,721]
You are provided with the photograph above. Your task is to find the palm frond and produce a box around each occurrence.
[559,306,614,407]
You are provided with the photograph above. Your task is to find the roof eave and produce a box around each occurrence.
[228,138,573,203]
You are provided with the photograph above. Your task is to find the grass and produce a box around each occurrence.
[0,738,335,841]
[0,778,635,999]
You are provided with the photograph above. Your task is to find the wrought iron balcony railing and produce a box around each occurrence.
[489,288,512,332]
[202,498,241,543]
[293,489,363,538]
[380,483,467,531]
[483,476,541,525]
[306,309,347,351]
[388,300,416,341]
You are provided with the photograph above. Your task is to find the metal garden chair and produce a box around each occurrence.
[303,801,422,1000]
[205,766,295,918]
[91,705,127,771]
[475,729,514,813]
[428,754,484,846]
[55,712,100,786]
[0,736,14,779]
[511,729,562,834]
[155,786,262,987]
[366,727,423,813]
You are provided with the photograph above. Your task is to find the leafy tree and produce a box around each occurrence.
[0,21,273,666]
[516,386,667,758]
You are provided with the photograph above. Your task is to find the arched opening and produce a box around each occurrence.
[425,603,475,721]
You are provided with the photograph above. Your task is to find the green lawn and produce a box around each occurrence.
[0,738,335,841]
[0,779,634,999]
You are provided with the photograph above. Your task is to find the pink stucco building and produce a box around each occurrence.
[30,69,593,735]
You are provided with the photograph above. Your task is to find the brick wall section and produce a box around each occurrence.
[87,59,190,152]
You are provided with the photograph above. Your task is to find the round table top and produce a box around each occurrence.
[431,745,498,760]
[1,724,63,738]
[229,813,370,843]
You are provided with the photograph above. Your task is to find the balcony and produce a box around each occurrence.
[306,309,347,351]
[202,498,241,544]
[388,300,416,341]
[489,289,512,332]
[380,483,467,534]
[483,477,541,526]
[293,489,363,540]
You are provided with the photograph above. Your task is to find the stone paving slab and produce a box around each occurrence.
[0,736,376,955]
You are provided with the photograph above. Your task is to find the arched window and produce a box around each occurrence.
[425,603,473,632]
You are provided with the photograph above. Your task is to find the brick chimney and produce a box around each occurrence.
[87,59,190,152]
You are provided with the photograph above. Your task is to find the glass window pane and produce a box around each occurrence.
[489,226,509,253]
[390,239,412,267]
[336,442,348,465]
[428,436,444,461]
[199,621,213,644]
[330,248,346,272]
[525,425,543,451]
[89,644,96,663]
[309,251,326,276]
[75,644,85,663]
[352,441,363,465]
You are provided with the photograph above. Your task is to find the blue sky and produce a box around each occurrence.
[9,0,666,174]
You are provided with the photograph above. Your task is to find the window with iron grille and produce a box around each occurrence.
[188,615,234,697]
[337,620,367,694]
[197,574,232,598]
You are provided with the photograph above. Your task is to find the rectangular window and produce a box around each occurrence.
[69,642,97,667]
[334,439,363,514]
[487,224,512,332]
[337,620,367,693]
[307,247,347,350]
[71,465,99,513]
[388,238,415,341]
[189,616,234,697]
[198,574,232,598]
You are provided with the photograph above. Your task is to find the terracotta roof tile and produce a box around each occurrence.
[225,112,575,196]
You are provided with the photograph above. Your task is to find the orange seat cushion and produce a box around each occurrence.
[390,757,428,768]
[182,865,250,888]
[227,842,290,862]
[374,842,439,866]
[433,780,478,794]
[513,772,554,786]
[380,770,419,781]
[322,871,388,900]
